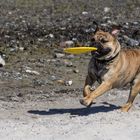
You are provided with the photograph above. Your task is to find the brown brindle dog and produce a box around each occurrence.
[80,27,140,112]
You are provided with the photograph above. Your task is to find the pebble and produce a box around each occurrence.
[8,11,12,15]
[123,35,139,46]
[82,11,88,15]
[57,79,65,84]
[0,56,5,67]
[33,79,45,86]
[10,48,17,52]
[63,60,73,67]
[65,80,73,86]
[104,7,110,13]
[133,21,139,25]
[54,53,65,58]
[128,39,139,46]
[72,38,77,41]
[19,47,24,51]
[49,34,54,38]
[51,75,57,81]
[73,69,79,73]
[38,38,44,42]
[65,41,74,47]
[65,54,75,59]
[25,70,40,75]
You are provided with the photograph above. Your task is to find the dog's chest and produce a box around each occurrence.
[88,58,109,83]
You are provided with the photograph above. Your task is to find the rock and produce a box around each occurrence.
[128,39,139,46]
[56,79,65,84]
[103,16,110,20]
[33,79,45,86]
[19,47,24,51]
[104,7,110,13]
[25,70,40,75]
[73,69,79,73]
[66,69,73,73]
[66,62,73,67]
[63,60,73,67]
[51,75,57,81]
[49,34,54,38]
[59,42,66,48]
[65,80,73,86]
[107,20,117,25]
[10,48,17,52]
[66,54,75,59]
[33,79,52,87]
[100,23,108,27]
[72,38,77,41]
[0,56,5,67]
[133,21,139,25]
[123,35,139,46]
[47,59,57,63]
[54,53,65,58]
[8,11,12,15]
[38,38,44,42]
[65,41,74,47]
[82,11,88,15]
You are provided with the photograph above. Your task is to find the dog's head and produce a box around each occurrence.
[91,26,121,60]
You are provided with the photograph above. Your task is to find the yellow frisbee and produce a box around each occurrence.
[64,47,97,54]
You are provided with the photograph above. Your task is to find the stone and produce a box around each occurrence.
[63,60,73,67]
[0,56,5,67]
[25,70,40,75]
[66,54,75,59]
[73,69,79,73]
[49,34,54,38]
[65,80,73,86]
[128,39,139,46]
[104,7,110,13]
[123,35,139,46]
[82,11,88,15]
[65,41,74,47]
[51,75,57,81]
[57,79,65,84]
[19,47,24,51]
[54,53,65,58]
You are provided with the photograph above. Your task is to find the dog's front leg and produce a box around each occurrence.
[80,81,112,107]
[83,75,96,97]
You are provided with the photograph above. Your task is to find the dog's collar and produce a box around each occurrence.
[95,52,119,63]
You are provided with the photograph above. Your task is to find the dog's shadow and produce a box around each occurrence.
[28,102,120,116]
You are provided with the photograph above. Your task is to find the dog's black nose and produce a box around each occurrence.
[0,64,3,67]
[90,42,102,51]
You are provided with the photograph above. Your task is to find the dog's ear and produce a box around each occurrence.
[93,21,100,33]
[111,25,121,36]
[94,26,100,33]
[111,29,120,36]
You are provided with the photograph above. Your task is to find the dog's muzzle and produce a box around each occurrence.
[90,42,111,57]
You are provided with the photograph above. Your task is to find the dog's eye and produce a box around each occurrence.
[100,38,108,43]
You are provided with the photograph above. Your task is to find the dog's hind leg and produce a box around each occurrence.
[121,77,140,112]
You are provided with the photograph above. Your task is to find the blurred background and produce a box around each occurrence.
[0,0,139,102]
[0,0,139,51]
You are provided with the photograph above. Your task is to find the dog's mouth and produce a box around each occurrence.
[91,46,111,58]
[90,42,111,58]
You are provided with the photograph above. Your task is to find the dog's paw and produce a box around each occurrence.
[121,107,129,112]
[80,98,92,107]
[121,103,132,112]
